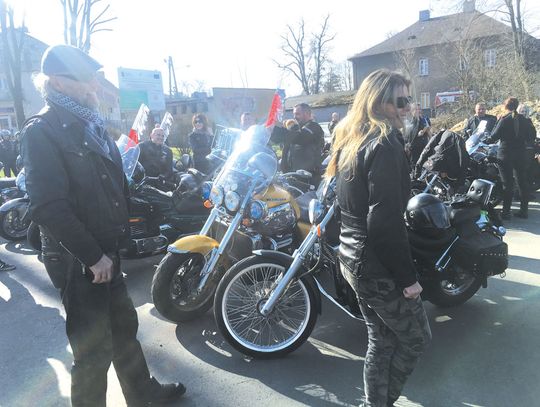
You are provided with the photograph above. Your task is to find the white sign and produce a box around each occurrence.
[117,67,165,111]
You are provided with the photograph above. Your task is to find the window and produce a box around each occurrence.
[419,58,429,76]
[420,92,430,109]
[485,49,496,67]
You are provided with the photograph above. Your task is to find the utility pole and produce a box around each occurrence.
[167,56,179,98]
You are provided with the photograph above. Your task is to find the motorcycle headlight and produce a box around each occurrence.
[209,186,224,206]
[201,181,213,200]
[248,200,267,220]
[224,191,241,212]
[308,199,324,224]
[16,171,26,193]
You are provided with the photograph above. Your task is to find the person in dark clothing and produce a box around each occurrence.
[138,126,174,180]
[271,103,324,185]
[404,104,431,167]
[20,44,185,407]
[464,102,497,136]
[487,97,535,219]
[326,69,431,407]
[188,113,213,173]
[0,130,18,177]
[328,112,340,135]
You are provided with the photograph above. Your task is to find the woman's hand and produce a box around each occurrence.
[403,281,423,299]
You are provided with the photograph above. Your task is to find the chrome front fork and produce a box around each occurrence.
[260,204,335,316]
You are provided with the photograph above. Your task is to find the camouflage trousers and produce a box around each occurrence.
[343,270,432,407]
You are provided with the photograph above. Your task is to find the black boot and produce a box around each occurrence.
[127,377,186,406]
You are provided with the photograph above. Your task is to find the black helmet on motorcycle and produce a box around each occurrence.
[132,162,145,184]
[406,193,450,232]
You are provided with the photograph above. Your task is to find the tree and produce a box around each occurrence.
[0,0,26,128]
[275,15,336,95]
[60,0,116,53]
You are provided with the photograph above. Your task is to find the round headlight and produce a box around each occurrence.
[201,181,213,200]
[16,171,26,193]
[209,186,224,206]
[248,200,267,220]
[224,191,241,212]
[308,199,324,224]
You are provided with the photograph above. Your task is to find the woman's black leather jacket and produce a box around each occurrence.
[336,129,417,289]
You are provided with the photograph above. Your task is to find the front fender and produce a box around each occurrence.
[0,197,30,213]
[167,235,219,255]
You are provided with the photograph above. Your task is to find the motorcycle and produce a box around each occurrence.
[213,177,508,359]
[151,125,317,323]
[0,169,30,241]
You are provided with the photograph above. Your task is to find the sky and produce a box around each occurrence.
[10,0,540,97]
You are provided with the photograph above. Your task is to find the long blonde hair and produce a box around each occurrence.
[326,69,411,179]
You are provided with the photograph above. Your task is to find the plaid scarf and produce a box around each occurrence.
[47,89,109,156]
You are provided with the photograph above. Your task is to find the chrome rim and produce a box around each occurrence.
[440,265,475,296]
[4,209,28,238]
[221,263,311,353]
[170,256,205,308]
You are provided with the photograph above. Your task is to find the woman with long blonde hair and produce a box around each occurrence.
[328,69,431,407]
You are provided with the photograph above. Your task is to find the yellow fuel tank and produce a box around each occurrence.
[254,184,300,218]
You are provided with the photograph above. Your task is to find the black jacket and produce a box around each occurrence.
[465,114,497,135]
[336,129,417,289]
[20,103,129,267]
[271,120,324,173]
[420,130,470,182]
[188,130,212,172]
[138,140,173,179]
[487,112,536,160]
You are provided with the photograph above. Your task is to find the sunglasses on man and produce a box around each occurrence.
[396,96,413,109]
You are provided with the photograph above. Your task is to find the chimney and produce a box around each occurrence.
[419,10,430,21]
[463,0,476,13]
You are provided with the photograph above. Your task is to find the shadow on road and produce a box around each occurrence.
[3,239,38,256]
[0,272,71,407]
[173,306,366,407]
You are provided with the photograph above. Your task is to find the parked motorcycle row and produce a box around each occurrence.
[7,112,536,360]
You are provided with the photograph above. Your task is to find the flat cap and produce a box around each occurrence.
[41,44,102,82]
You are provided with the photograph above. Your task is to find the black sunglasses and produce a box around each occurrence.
[396,96,413,109]
[194,120,203,124]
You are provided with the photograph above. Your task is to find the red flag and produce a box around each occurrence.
[127,128,139,147]
[265,89,286,128]
[127,104,150,147]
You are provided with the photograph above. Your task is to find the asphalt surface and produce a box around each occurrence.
[1,200,539,407]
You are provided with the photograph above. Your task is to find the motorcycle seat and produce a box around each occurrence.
[449,203,480,226]
[295,191,317,223]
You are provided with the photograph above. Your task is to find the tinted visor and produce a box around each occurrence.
[420,202,450,229]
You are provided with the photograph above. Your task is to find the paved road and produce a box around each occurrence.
[1,201,539,407]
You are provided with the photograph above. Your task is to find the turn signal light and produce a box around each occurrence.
[203,200,213,208]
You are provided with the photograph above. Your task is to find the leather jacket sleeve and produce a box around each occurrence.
[366,140,417,288]
[21,119,104,267]
[289,121,324,146]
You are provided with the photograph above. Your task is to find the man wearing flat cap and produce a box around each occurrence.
[20,45,186,407]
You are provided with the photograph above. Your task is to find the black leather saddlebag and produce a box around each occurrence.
[452,226,508,276]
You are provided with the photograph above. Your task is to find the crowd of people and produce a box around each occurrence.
[0,42,537,407]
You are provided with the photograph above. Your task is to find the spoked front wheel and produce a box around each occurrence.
[214,255,318,359]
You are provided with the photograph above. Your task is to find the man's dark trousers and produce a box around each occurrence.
[61,253,151,407]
